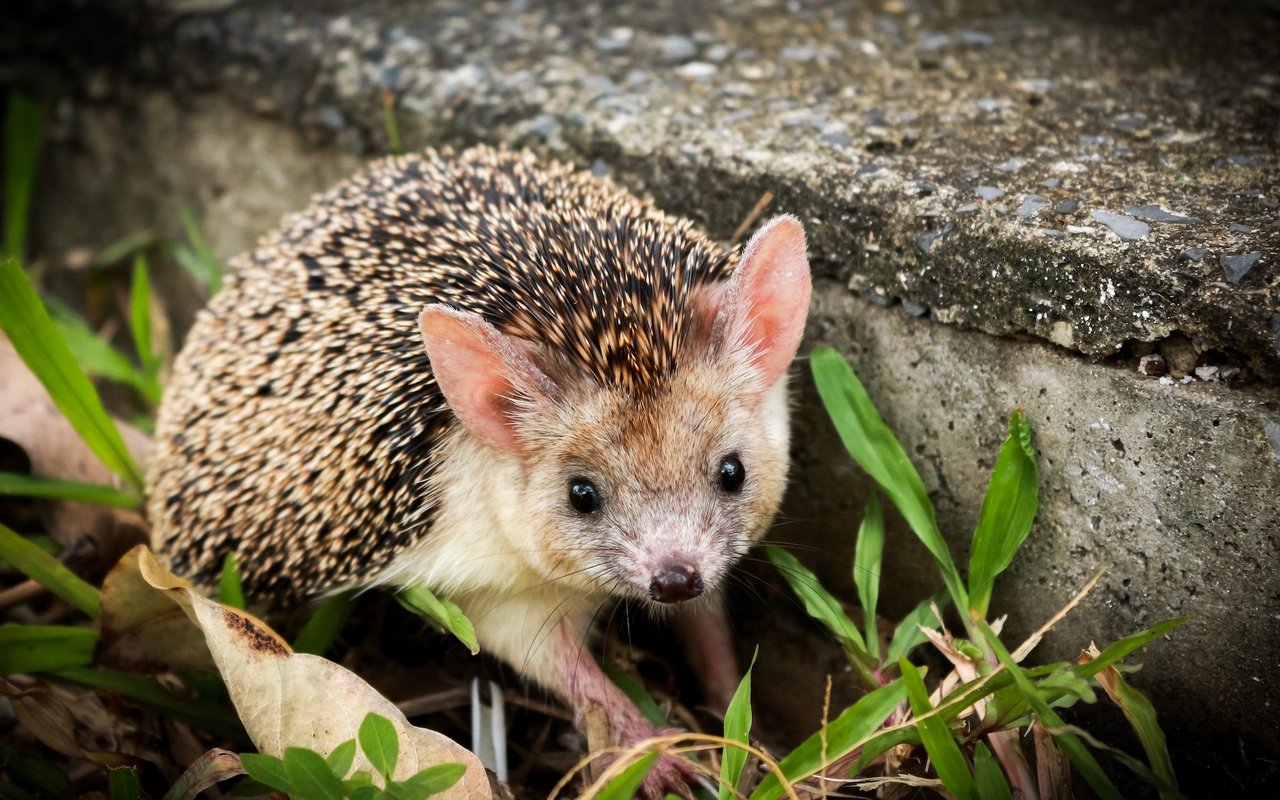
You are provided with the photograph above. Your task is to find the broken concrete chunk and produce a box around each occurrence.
[1220,251,1261,284]
[1090,210,1150,241]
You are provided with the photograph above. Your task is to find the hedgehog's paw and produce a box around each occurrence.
[603,718,703,799]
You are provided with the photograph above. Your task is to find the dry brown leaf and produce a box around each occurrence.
[109,546,491,798]
[0,334,151,554]
[0,675,165,768]
[1032,721,1073,800]
[97,544,214,671]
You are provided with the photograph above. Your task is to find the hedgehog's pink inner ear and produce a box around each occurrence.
[418,306,551,455]
[709,215,812,387]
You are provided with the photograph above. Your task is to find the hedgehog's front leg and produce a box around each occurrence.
[469,594,701,798]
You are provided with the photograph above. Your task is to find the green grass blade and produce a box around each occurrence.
[764,546,867,655]
[292,591,356,656]
[218,553,246,610]
[0,624,97,675]
[750,678,906,800]
[600,658,667,727]
[51,666,247,743]
[809,347,970,617]
[719,649,756,800]
[108,767,142,800]
[48,299,162,404]
[884,590,947,666]
[900,659,976,800]
[853,495,884,661]
[0,259,145,490]
[0,523,100,618]
[1073,617,1188,681]
[129,254,158,375]
[0,472,142,509]
[596,751,659,800]
[4,93,42,261]
[1097,666,1179,798]
[0,742,73,800]
[979,621,1123,800]
[396,585,479,654]
[968,410,1038,617]
[973,741,1014,800]
[382,92,404,155]
[176,207,223,294]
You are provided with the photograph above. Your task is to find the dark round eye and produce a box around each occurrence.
[568,478,601,514]
[718,454,746,493]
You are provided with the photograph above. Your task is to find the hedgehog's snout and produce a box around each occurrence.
[648,562,704,604]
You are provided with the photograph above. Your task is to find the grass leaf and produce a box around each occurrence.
[973,741,1014,800]
[979,620,1123,800]
[900,658,976,800]
[810,347,970,618]
[292,591,356,656]
[968,410,1038,617]
[750,678,906,800]
[1072,617,1188,681]
[0,624,97,675]
[1094,659,1179,798]
[358,712,400,781]
[48,300,162,405]
[129,254,158,376]
[239,754,291,795]
[0,523,100,618]
[396,585,479,655]
[283,747,343,800]
[4,93,42,262]
[0,472,142,509]
[218,553,246,611]
[394,763,466,799]
[175,207,223,295]
[108,767,141,800]
[853,494,884,661]
[764,546,867,656]
[600,658,667,727]
[884,590,947,665]
[595,751,659,800]
[0,259,146,489]
[719,648,756,800]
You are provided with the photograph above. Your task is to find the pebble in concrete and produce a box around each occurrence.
[976,185,1005,201]
[1054,198,1080,214]
[1090,210,1150,241]
[917,224,953,254]
[1125,204,1201,224]
[1220,252,1261,284]
[1018,194,1050,218]
[1178,247,1209,262]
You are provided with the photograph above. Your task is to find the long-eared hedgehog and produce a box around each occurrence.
[149,145,811,795]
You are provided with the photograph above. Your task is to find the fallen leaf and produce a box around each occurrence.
[0,334,150,555]
[108,546,492,798]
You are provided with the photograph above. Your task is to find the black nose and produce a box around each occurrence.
[649,564,703,603]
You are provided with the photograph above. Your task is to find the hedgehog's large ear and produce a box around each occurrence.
[706,215,811,388]
[418,306,557,455]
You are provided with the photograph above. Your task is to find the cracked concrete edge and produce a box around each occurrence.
[6,0,1279,378]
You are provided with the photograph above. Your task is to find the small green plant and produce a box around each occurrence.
[748,346,1184,799]
[239,712,466,800]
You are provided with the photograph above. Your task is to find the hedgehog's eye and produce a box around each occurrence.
[568,478,602,514]
[718,454,746,493]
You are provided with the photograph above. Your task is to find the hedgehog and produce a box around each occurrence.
[148,145,811,795]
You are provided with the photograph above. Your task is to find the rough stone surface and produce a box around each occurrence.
[5,0,1280,793]
[6,0,1279,376]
